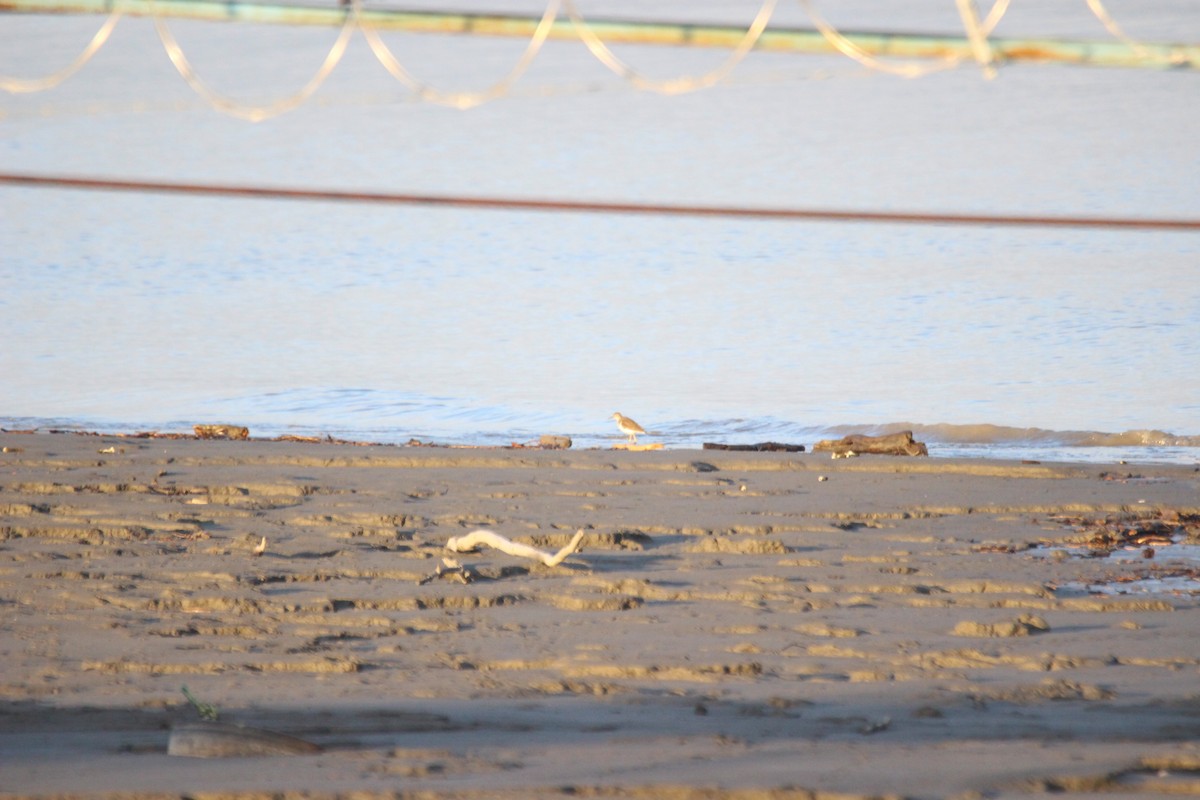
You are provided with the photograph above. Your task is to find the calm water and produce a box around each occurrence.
[2,4,1198,462]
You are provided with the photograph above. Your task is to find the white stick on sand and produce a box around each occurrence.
[445,528,586,567]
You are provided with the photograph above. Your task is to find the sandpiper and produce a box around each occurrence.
[611,412,646,445]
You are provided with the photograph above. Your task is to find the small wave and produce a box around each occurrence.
[822,422,1200,448]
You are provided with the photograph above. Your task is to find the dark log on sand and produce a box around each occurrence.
[168,722,321,757]
[813,431,928,457]
[702,442,806,452]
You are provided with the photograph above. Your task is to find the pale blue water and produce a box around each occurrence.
[2,4,1198,462]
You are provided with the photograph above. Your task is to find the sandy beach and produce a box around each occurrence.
[1,430,1198,799]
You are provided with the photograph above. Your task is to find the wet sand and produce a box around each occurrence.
[1,431,1199,799]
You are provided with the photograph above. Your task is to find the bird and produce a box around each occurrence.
[611,412,646,445]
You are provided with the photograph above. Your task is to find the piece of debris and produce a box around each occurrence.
[539,434,572,449]
[814,431,928,457]
[252,537,268,557]
[860,717,892,735]
[1047,511,1197,555]
[182,685,220,721]
[702,442,806,452]
[418,557,475,585]
[194,424,250,440]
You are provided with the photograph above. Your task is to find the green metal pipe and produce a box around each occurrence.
[1,0,1195,70]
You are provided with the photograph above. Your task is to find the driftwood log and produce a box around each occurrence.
[812,431,928,457]
[445,529,586,567]
[702,442,806,452]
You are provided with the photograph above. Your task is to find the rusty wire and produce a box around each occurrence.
[1,172,1196,231]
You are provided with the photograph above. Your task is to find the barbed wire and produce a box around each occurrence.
[150,0,358,121]
[563,0,777,95]
[1,172,1197,231]
[954,0,1002,78]
[358,0,559,109]
[1084,0,1191,67]
[0,0,1192,118]
[0,9,120,93]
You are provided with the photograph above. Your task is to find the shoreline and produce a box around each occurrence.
[4,424,1199,468]
[2,431,1199,798]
